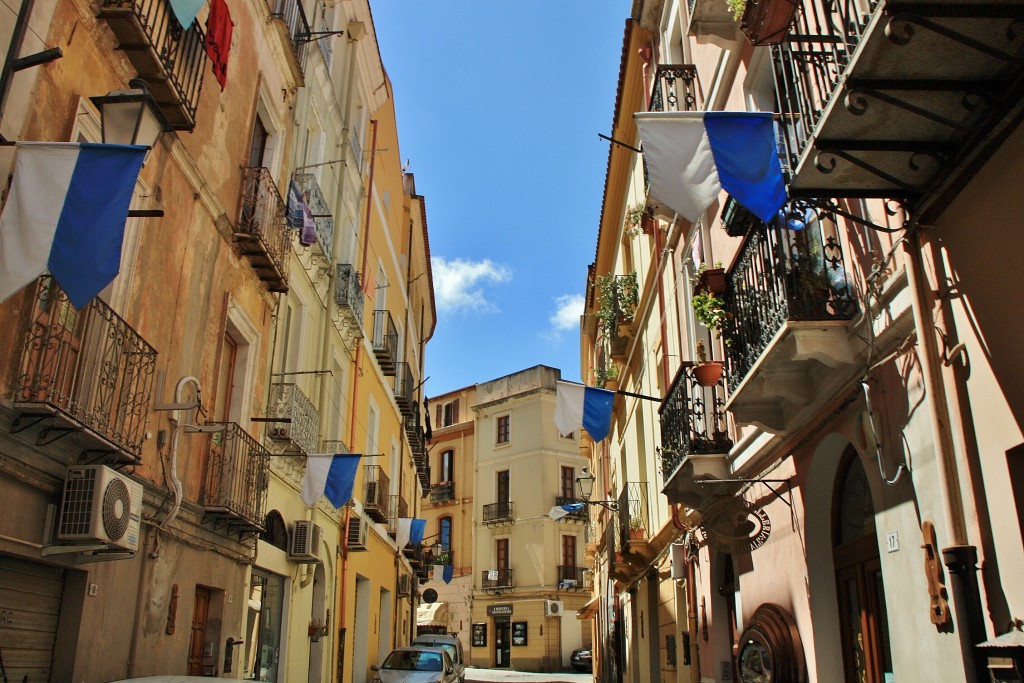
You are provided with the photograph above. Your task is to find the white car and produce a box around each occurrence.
[370,646,459,683]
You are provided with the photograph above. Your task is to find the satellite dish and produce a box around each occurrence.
[422,588,438,604]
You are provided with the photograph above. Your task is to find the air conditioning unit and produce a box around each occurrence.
[289,520,323,562]
[57,465,143,552]
[398,574,412,596]
[346,515,368,551]
[545,599,564,618]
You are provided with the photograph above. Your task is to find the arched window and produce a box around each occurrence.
[833,449,893,682]
[260,510,288,551]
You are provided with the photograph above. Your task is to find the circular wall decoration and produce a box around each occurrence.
[737,603,806,683]
[698,497,771,555]
[422,588,438,604]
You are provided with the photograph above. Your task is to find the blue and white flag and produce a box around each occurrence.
[548,502,585,521]
[168,0,205,27]
[433,564,445,583]
[554,380,615,442]
[634,111,787,224]
[443,565,453,584]
[0,142,146,309]
[301,453,362,507]
[396,517,427,549]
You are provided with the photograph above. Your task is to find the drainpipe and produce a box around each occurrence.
[903,230,983,682]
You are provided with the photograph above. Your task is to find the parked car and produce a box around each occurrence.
[571,646,593,672]
[412,633,466,682]
[371,646,459,683]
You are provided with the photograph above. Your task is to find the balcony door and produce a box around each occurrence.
[497,470,510,515]
[561,466,575,499]
[833,450,893,683]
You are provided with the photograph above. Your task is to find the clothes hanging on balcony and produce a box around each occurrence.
[0,142,146,308]
[287,177,318,246]
[169,0,205,27]
[634,111,787,224]
[205,0,234,89]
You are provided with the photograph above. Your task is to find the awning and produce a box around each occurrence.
[577,595,600,619]
[417,602,448,627]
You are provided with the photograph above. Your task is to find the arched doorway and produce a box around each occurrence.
[833,449,893,682]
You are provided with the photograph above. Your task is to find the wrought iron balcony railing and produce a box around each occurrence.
[617,482,651,548]
[371,309,398,375]
[387,493,409,537]
[267,383,320,455]
[98,0,206,130]
[658,364,732,481]
[293,173,334,259]
[557,565,587,590]
[649,64,703,113]
[394,361,415,416]
[404,411,430,490]
[312,0,333,65]
[321,439,349,453]
[335,264,364,324]
[10,276,156,462]
[363,463,390,523]
[202,422,270,533]
[271,0,312,78]
[554,496,588,523]
[237,167,290,293]
[723,201,857,390]
[482,502,514,525]
[430,481,455,502]
[482,568,513,592]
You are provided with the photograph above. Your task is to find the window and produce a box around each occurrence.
[496,471,510,505]
[436,399,459,427]
[562,535,577,568]
[560,467,575,499]
[260,511,288,551]
[496,414,510,445]
[439,517,452,551]
[245,570,285,681]
[440,450,454,483]
[496,538,509,570]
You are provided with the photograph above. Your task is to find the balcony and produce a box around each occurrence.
[482,502,514,526]
[481,568,513,594]
[98,0,206,130]
[387,493,408,538]
[659,364,733,510]
[394,361,415,417]
[201,422,270,535]
[236,167,290,293]
[293,173,334,259]
[371,310,398,375]
[772,0,1024,212]
[722,201,859,433]
[595,272,639,362]
[362,463,389,524]
[557,566,587,591]
[617,482,656,563]
[404,411,429,490]
[267,383,320,455]
[649,64,703,113]
[333,264,364,344]
[554,496,587,523]
[270,0,312,83]
[430,481,455,503]
[8,276,156,464]
[687,0,741,43]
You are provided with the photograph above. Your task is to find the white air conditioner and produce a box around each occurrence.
[346,515,368,551]
[545,599,564,618]
[289,520,323,562]
[57,465,143,552]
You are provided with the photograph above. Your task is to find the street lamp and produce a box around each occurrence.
[90,78,166,147]
[576,467,619,511]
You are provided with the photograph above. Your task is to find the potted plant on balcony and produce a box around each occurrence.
[692,261,726,296]
[628,516,647,540]
[624,204,647,238]
[692,289,730,339]
[693,339,725,387]
[731,0,800,45]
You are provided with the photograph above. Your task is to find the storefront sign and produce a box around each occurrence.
[487,604,513,616]
[698,497,771,554]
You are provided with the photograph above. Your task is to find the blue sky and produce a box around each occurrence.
[370,2,629,396]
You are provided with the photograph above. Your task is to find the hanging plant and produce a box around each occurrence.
[624,205,646,238]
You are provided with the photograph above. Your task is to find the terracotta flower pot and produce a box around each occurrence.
[694,268,727,296]
[740,0,800,45]
[694,361,724,387]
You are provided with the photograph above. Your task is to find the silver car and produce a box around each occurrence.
[370,646,459,683]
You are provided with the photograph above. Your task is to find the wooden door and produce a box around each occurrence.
[187,586,210,675]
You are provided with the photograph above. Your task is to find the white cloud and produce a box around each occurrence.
[432,257,512,313]
[549,294,584,332]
